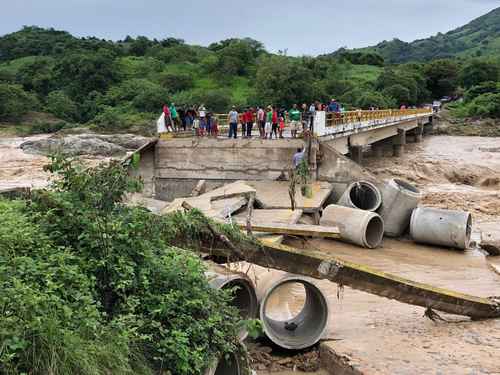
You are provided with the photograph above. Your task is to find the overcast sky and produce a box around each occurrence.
[1,0,499,56]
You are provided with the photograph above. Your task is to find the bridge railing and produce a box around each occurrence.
[324,108,431,128]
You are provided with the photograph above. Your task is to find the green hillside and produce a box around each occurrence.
[353,7,500,63]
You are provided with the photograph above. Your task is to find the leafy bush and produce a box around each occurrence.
[0,156,243,374]
[159,72,195,93]
[460,59,499,89]
[46,90,78,121]
[464,81,500,102]
[105,79,169,113]
[92,106,155,130]
[0,83,39,121]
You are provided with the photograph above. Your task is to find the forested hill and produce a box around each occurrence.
[349,6,500,63]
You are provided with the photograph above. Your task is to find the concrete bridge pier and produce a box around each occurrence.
[415,123,424,143]
[349,145,364,165]
[392,129,406,157]
[371,141,386,158]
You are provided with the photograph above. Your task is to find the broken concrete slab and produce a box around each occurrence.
[124,193,170,214]
[203,181,256,202]
[232,221,341,239]
[245,181,333,215]
[233,209,303,245]
[191,180,207,197]
[162,195,247,220]
[480,223,500,256]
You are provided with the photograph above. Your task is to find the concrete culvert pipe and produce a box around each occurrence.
[378,178,421,237]
[257,273,328,350]
[410,207,472,250]
[205,262,258,340]
[338,181,382,212]
[205,344,250,375]
[320,204,384,249]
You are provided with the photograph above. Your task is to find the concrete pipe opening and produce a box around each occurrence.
[205,262,258,340]
[365,215,385,249]
[259,277,328,350]
[339,181,382,212]
[320,205,385,249]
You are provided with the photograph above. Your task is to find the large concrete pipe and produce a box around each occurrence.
[205,344,250,375]
[320,204,384,249]
[410,207,472,250]
[205,262,258,340]
[338,181,382,212]
[378,178,421,237]
[256,271,328,350]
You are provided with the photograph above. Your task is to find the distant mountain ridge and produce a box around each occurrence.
[349,6,500,63]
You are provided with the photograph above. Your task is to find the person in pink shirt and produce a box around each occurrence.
[163,104,173,132]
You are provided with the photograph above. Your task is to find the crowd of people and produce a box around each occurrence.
[159,99,345,139]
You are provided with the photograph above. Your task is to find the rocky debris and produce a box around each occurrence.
[20,134,152,157]
[248,342,321,373]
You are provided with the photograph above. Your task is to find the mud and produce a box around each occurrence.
[366,135,500,222]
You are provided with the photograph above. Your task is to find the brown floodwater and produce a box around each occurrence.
[366,135,500,223]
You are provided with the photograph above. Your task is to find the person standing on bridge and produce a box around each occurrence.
[198,104,207,136]
[271,106,279,139]
[163,104,173,132]
[265,106,273,139]
[257,106,265,138]
[245,107,254,138]
[170,103,179,131]
[289,104,301,138]
[228,106,238,139]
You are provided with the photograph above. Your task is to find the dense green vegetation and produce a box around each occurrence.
[352,7,500,63]
[0,26,454,132]
[3,8,500,132]
[0,156,257,374]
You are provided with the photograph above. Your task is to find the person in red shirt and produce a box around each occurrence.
[271,107,278,139]
[279,116,285,138]
[239,112,246,138]
[163,104,173,132]
[245,108,254,138]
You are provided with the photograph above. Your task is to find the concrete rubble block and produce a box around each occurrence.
[480,223,500,256]
[378,178,421,237]
[337,181,382,212]
[162,195,247,219]
[123,193,169,214]
[410,207,472,250]
[320,204,384,249]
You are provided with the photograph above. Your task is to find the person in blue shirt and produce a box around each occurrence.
[328,99,340,113]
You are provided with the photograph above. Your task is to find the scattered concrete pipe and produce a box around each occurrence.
[320,204,384,249]
[410,207,472,250]
[378,178,421,237]
[256,271,328,350]
[205,344,250,375]
[338,181,382,212]
[205,262,258,340]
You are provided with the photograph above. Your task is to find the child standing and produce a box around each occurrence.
[279,116,285,138]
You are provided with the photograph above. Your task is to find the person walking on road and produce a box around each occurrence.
[228,106,238,139]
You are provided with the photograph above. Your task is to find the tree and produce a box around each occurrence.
[424,59,459,99]
[0,83,39,121]
[460,59,499,89]
[159,72,195,93]
[46,90,78,121]
[255,55,314,107]
[104,79,169,113]
[383,84,411,106]
[54,49,119,100]
[128,36,153,56]
[16,56,56,97]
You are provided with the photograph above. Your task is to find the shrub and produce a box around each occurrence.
[46,90,78,121]
[0,83,39,121]
[105,79,169,113]
[159,72,195,93]
[30,120,67,134]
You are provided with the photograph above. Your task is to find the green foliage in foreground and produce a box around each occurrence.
[0,156,244,374]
